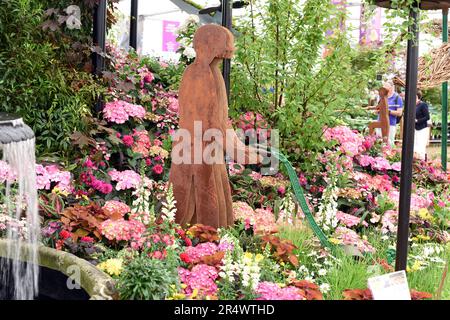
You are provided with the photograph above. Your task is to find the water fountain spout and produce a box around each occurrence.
[0,112,39,300]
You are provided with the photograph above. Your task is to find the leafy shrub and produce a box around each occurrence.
[117,256,179,300]
[0,0,103,159]
[228,0,385,171]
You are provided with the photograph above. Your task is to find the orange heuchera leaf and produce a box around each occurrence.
[291,280,323,300]
[411,290,433,300]
[60,203,109,240]
[288,254,299,267]
[188,224,219,243]
[199,251,225,266]
[344,288,432,300]
[343,288,373,300]
[261,235,299,267]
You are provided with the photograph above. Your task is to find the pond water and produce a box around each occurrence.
[0,257,89,300]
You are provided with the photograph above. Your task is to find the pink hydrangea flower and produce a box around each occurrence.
[0,160,17,183]
[358,155,374,167]
[323,126,365,156]
[333,226,375,253]
[184,242,218,263]
[381,210,397,234]
[256,282,305,300]
[35,164,73,193]
[100,218,145,242]
[178,264,218,297]
[124,102,146,118]
[336,211,368,228]
[233,202,277,233]
[387,190,431,211]
[391,162,401,172]
[132,129,151,156]
[167,95,179,113]
[371,157,392,171]
[109,170,142,190]
[102,200,130,217]
[103,100,146,124]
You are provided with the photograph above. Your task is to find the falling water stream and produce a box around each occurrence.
[0,115,39,300]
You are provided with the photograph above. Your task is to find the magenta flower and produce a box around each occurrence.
[122,135,134,147]
[152,164,164,175]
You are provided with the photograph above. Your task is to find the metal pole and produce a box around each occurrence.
[92,0,107,113]
[442,8,448,171]
[395,6,419,272]
[130,0,138,50]
[92,0,107,76]
[221,0,232,102]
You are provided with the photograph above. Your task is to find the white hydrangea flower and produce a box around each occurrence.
[183,46,196,59]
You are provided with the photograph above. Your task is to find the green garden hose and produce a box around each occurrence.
[267,147,334,251]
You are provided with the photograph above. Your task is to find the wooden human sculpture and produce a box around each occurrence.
[168,24,261,229]
[368,87,390,142]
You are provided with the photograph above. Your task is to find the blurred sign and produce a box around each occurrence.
[360,5,382,47]
[368,270,411,300]
[162,20,180,52]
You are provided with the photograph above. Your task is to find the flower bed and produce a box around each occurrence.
[1,44,449,300]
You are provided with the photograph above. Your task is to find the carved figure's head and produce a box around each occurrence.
[193,24,235,65]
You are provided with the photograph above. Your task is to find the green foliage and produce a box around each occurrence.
[117,255,180,300]
[142,56,185,91]
[0,0,103,160]
[230,0,381,171]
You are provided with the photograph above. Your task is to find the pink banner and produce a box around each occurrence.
[162,20,180,52]
[360,6,382,47]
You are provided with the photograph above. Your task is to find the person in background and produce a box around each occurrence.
[398,89,406,141]
[384,82,403,146]
[414,90,430,160]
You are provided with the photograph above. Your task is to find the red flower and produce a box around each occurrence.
[175,228,185,237]
[180,252,191,264]
[277,186,286,195]
[59,230,72,240]
[184,237,192,247]
[152,164,164,175]
[80,236,94,243]
[122,135,134,147]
